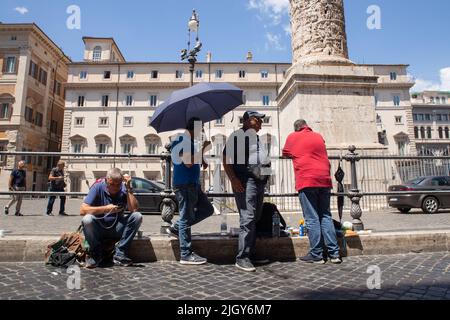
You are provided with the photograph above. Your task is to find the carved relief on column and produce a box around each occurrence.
[290,0,352,65]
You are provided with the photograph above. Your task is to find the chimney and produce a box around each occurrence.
[206,52,212,63]
[246,51,253,62]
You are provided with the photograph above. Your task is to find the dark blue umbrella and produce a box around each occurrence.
[150,82,243,133]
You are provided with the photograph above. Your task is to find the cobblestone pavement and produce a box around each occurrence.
[0,252,449,300]
[1,198,450,236]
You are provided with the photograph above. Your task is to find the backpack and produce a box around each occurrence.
[256,202,287,237]
[45,225,88,268]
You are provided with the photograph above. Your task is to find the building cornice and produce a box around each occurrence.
[0,23,71,63]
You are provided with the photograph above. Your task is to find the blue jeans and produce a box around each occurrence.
[234,177,265,261]
[173,184,214,258]
[47,190,66,214]
[299,188,340,259]
[82,212,143,258]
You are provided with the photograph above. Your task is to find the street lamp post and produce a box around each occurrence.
[181,10,202,87]
[160,10,203,233]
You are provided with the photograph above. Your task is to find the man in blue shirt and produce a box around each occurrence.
[5,160,27,216]
[80,168,142,268]
[168,117,214,265]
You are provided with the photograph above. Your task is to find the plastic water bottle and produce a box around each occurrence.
[299,219,305,237]
[272,214,280,238]
[220,213,228,236]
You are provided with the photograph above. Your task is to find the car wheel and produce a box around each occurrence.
[398,208,411,214]
[422,197,439,214]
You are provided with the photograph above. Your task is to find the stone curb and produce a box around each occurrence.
[0,230,449,263]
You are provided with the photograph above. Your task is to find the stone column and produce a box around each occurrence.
[290,0,352,66]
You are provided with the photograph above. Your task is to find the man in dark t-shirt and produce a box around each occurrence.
[46,160,67,216]
[80,168,142,268]
[4,160,27,216]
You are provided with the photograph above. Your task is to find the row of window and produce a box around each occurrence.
[375,95,401,106]
[414,126,450,139]
[72,142,161,155]
[24,106,44,127]
[81,69,275,81]
[77,93,271,107]
[429,97,448,104]
[413,113,450,122]
[29,61,47,86]
[74,115,272,128]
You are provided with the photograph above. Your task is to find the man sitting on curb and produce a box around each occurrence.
[80,168,142,268]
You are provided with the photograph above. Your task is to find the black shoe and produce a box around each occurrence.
[299,254,325,264]
[113,254,133,267]
[45,212,54,216]
[235,258,256,272]
[4,207,9,215]
[59,212,69,216]
[166,226,179,238]
[15,212,23,217]
[180,252,207,265]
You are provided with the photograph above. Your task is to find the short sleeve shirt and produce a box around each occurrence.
[50,168,65,191]
[11,169,26,188]
[171,134,201,187]
[83,181,128,222]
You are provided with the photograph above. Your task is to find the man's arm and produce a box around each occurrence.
[80,203,118,216]
[8,175,13,190]
[48,170,63,181]
[123,177,139,212]
[282,136,293,158]
[223,150,244,193]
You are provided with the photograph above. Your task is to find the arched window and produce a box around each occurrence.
[119,134,136,154]
[420,127,425,139]
[93,46,102,62]
[144,134,161,155]
[427,127,432,139]
[445,127,449,139]
[438,127,443,139]
[414,127,419,139]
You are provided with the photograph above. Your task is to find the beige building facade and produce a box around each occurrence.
[0,23,70,191]
[63,35,418,194]
[411,91,450,156]
[63,37,289,193]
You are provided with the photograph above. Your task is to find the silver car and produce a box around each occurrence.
[387,176,450,214]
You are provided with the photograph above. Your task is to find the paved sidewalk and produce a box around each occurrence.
[0,252,448,300]
[0,198,449,236]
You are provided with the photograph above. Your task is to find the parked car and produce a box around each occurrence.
[387,176,450,214]
[131,177,178,214]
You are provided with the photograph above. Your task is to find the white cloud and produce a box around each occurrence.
[14,7,29,15]
[411,67,450,92]
[265,32,286,51]
[248,0,289,25]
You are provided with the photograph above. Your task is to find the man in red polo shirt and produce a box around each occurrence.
[283,119,342,264]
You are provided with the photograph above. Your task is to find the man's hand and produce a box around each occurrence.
[104,204,121,214]
[123,175,132,190]
[231,178,244,193]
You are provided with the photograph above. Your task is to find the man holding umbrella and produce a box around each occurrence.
[149,82,244,264]
[168,118,214,265]
[282,119,342,264]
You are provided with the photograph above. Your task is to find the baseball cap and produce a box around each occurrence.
[243,111,266,122]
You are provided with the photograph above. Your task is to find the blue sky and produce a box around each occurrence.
[1,0,449,91]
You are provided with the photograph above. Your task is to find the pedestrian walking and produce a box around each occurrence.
[46,160,67,216]
[4,160,27,216]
